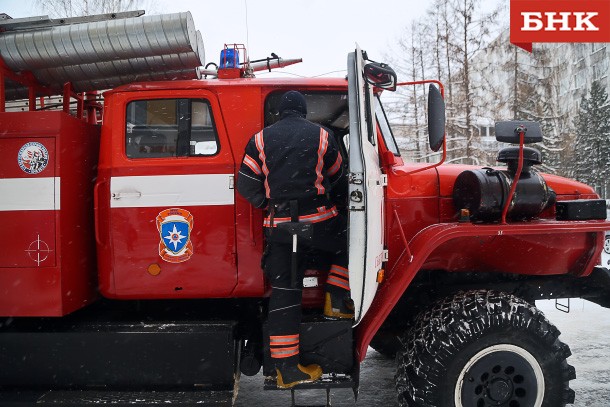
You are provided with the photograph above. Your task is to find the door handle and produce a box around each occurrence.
[112,191,142,200]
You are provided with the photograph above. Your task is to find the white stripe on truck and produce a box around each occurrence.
[110,174,234,208]
[0,177,60,211]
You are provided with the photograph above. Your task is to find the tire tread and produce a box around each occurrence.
[395,290,576,407]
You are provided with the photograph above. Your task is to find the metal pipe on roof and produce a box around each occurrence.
[68,67,202,93]
[5,66,202,101]
[196,30,205,69]
[0,12,198,71]
[33,46,203,86]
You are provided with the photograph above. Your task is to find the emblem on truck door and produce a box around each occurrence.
[156,208,194,263]
[18,142,49,174]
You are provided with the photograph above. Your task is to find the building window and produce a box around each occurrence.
[559,76,570,95]
[479,125,495,140]
[592,43,605,53]
[125,99,219,158]
[593,59,609,80]
[574,69,587,90]
[574,44,587,62]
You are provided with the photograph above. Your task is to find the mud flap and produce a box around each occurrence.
[582,266,610,308]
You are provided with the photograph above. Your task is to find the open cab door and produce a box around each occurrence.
[347,46,395,324]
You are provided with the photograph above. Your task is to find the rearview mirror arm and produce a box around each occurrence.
[396,79,447,176]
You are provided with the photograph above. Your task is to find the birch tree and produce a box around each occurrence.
[509,46,567,174]
[386,21,430,162]
[385,0,502,165]
[447,0,501,164]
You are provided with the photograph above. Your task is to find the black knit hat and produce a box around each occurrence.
[278,90,307,116]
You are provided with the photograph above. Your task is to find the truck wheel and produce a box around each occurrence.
[370,331,402,358]
[395,290,576,407]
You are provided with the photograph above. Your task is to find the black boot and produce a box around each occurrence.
[324,265,354,319]
[276,356,322,389]
[323,291,354,319]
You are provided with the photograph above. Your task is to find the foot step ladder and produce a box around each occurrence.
[264,374,357,407]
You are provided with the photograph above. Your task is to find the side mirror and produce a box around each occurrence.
[363,62,397,91]
[495,121,542,144]
[427,84,445,152]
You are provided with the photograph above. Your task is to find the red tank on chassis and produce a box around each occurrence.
[1,11,610,407]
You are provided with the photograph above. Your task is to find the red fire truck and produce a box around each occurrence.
[1,11,609,407]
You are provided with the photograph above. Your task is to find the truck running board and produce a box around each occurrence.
[0,390,234,406]
[263,375,357,407]
[0,317,239,390]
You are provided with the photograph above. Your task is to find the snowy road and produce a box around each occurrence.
[543,300,610,407]
[235,299,610,406]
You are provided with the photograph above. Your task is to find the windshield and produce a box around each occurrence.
[264,91,349,136]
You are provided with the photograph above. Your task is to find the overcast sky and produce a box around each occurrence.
[0,0,441,78]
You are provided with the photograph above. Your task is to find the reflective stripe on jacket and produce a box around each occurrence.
[236,112,346,212]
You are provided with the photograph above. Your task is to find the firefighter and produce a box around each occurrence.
[237,90,353,389]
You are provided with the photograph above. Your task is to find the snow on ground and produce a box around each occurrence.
[537,299,610,407]
[235,299,610,406]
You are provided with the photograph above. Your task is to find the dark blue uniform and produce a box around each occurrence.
[236,91,352,387]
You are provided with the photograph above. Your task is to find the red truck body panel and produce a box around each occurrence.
[0,112,99,316]
[383,162,602,279]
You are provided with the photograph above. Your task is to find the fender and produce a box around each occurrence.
[355,218,610,361]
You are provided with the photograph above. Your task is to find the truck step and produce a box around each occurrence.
[263,374,355,390]
[264,375,355,407]
[290,389,332,407]
[0,390,234,406]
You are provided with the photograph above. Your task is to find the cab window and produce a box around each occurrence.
[375,95,400,156]
[264,91,350,161]
[125,98,219,158]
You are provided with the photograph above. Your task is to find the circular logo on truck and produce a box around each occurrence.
[18,142,49,174]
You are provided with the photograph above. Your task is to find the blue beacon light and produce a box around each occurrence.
[220,48,240,69]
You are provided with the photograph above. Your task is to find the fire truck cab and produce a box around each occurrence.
[95,45,389,325]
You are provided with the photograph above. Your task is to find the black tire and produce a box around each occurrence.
[395,290,576,407]
[370,330,402,359]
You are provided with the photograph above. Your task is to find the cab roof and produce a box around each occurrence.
[105,77,349,96]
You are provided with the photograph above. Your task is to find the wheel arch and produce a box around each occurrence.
[356,220,608,362]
